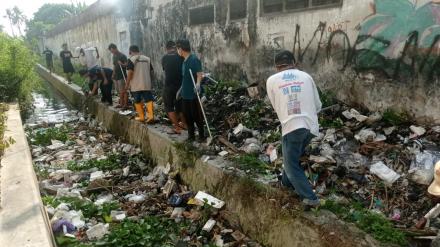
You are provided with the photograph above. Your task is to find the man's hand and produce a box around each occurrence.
[103,78,109,85]
[125,84,130,91]
[118,60,123,65]
[195,83,201,93]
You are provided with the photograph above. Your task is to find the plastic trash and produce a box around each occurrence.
[168,193,183,207]
[355,129,377,143]
[90,171,104,181]
[126,194,146,203]
[170,207,185,219]
[370,161,400,184]
[241,143,261,154]
[110,211,126,221]
[410,125,426,137]
[202,219,216,232]
[86,223,109,240]
[218,151,229,157]
[52,219,76,234]
[194,191,225,209]
[409,151,440,185]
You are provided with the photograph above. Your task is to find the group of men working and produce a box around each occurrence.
[43,39,322,208]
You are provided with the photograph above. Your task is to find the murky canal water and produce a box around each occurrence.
[25,81,77,125]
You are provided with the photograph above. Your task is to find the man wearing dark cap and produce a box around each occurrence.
[162,41,184,134]
[79,66,113,106]
[266,50,322,208]
[176,39,205,142]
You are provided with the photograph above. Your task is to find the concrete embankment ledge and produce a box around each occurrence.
[36,64,382,247]
[0,104,55,247]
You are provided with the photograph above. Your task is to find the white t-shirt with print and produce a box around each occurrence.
[266,69,322,137]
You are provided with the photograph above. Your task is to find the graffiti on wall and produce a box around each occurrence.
[289,0,440,81]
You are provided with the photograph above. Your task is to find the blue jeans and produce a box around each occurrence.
[132,91,154,103]
[281,128,318,201]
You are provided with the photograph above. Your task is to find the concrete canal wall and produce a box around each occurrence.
[0,104,55,247]
[37,64,382,247]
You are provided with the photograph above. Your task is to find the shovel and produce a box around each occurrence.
[189,69,213,145]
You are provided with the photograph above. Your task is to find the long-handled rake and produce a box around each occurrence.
[189,69,213,145]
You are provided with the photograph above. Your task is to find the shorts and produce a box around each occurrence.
[132,90,154,103]
[163,87,181,112]
[115,79,126,92]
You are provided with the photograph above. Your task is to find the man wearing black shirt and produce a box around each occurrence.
[79,67,113,105]
[109,43,128,109]
[60,43,75,83]
[162,41,184,134]
[42,47,53,73]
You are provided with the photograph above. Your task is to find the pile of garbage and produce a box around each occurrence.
[202,82,440,232]
[28,114,261,247]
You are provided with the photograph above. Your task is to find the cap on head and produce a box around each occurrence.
[108,43,117,50]
[129,45,140,53]
[176,39,191,52]
[166,41,176,50]
[275,50,296,67]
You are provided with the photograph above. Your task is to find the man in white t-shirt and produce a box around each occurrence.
[266,50,322,208]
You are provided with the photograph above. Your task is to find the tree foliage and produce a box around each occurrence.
[0,33,37,105]
[25,3,87,51]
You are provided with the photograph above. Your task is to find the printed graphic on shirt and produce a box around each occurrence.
[282,72,296,81]
[279,84,302,115]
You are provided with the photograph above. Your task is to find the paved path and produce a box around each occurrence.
[0,104,54,247]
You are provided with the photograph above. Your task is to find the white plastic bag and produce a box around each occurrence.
[409,151,440,185]
[370,161,400,184]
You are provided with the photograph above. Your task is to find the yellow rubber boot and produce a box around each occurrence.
[145,101,154,123]
[134,103,145,122]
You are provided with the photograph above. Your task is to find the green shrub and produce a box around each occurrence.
[67,154,122,171]
[0,33,38,108]
[234,154,269,173]
[321,200,407,246]
[30,125,70,145]
[95,216,182,247]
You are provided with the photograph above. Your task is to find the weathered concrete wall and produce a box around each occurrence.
[44,0,440,123]
[37,64,384,247]
[44,0,130,67]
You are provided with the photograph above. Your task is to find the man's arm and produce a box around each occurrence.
[100,68,109,85]
[311,78,322,113]
[125,59,135,91]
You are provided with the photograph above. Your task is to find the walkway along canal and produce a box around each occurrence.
[34,65,384,247]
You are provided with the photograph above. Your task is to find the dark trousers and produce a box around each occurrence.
[281,128,318,201]
[100,80,113,105]
[182,99,204,139]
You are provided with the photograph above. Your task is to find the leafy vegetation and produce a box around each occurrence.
[205,80,242,96]
[26,3,87,52]
[0,33,38,110]
[30,125,71,145]
[95,217,183,247]
[382,109,410,126]
[0,104,14,156]
[319,89,338,108]
[242,101,265,129]
[234,154,269,173]
[319,116,344,128]
[321,200,407,246]
[67,154,123,172]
